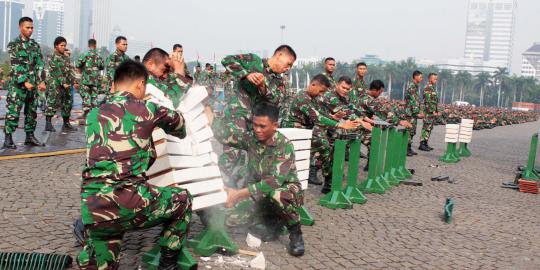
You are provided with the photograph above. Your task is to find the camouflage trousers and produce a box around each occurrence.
[407,117,418,144]
[4,84,38,134]
[44,84,73,118]
[80,84,100,115]
[421,115,435,141]
[310,127,332,177]
[78,180,192,270]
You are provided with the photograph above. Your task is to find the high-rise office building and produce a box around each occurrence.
[33,0,64,47]
[78,0,92,49]
[521,43,540,81]
[1,0,25,51]
[91,0,111,50]
[464,0,517,70]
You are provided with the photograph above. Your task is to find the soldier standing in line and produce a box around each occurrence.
[419,73,439,151]
[322,57,336,89]
[76,38,104,124]
[404,70,424,156]
[3,17,46,149]
[351,62,368,100]
[44,36,78,132]
[172,44,192,81]
[104,36,129,95]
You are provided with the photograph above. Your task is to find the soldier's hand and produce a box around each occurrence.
[24,81,34,90]
[246,73,264,86]
[363,116,375,124]
[204,105,214,126]
[38,82,46,91]
[170,52,185,76]
[63,84,71,90]
[358,119,373,131]
[399,120,412,128]
[338,120,360,130]
[74,83,80,90]
[331,111,346,120]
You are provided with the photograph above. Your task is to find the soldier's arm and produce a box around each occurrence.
[152,103,186,139]
[8,42,30,86]
[97,55,105,70]
[301,103,339,127]
[35,44,46,84]
[248,142,297,200]
[221,53,263,80]
[75,54,85,71]
[211,116,249,150]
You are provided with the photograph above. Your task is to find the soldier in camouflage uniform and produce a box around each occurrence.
[351,62,368,101]
[419,73,439,151]
[172,44,193,81]
[104,36,129,96]
[78,60,192,270]
[43,36,78,132]
[282,74,360,185]
[404,70,424,156]
[214,102,305,257]
[215,45,296,188]
[318,76,371,193]
[3,17,46,149]
[193,64,202,84]
[76,39,104,122]
[322,57,336,89]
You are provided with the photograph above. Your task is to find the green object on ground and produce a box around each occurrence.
[343,139,367,204]
[444,198,454,224]
[522,133,539,181]
[189,207,239,256]
[439,142,461,163]
[457,142,472,157]
[358,127,386,194]
[319,139,353,209]
[143,246,197,270]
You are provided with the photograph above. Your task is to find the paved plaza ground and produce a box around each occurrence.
[0,119,539,269]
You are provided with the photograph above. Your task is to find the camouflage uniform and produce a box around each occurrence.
[322,71,336,90]
[78,91,192,269]
[104,50,129,94]
[359,92,405,146]
[216,53,285,188]
[147,72,191,109]
[76,49,104,115]
[44,52,77,118]
[404,81,421,144]
[213,117,303,226]
[421,83,438,142]
[4,36,45,135]
[351,76,368,101]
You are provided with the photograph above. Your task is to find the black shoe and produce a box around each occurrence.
[407,144,417,156]
[321,175,332,194]
[427,144,434,151]
[24,133,45,146]
[62,117,77,132]
[287,224,305,257]
[45,116,56,132]
[307,166,322,185]
[363,158,370,172]
[3,133,16,149]
[158,248,180,270]
[418,141,430,151]
[73,217,85,246]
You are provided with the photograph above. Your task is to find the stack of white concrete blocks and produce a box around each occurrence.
[277,128,312,190]
[444,124,460,143]
[145,84,227,211]
[458,119,474,143]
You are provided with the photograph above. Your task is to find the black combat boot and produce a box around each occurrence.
[158,248,180,270]
[62,117,77,132]
[287,224,305,257]
[3,133,16,149]
[321,175,332,194]
[363,158,370,172]
[418,140,430,151]
[307,165,322,185]
[24,132,45,146]
[427,142,434,151]
[45,116,56,132]
[407,144,417,156]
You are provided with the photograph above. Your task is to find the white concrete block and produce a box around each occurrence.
[278,128,313,140]
[192,191,227,211]
[187,113,209,133]
[146,83,174,109]
[180,178,224,196]
[148,166,222,185]
[295,150,310,161]
[296,159,310,171]
[446,124,460,131]
[445,134,460,139]
[297,169,309,181]
[459,138,472,143]
[193,141,213,155]
[183,103,205,122]
[461,119,474,124]
[178,86,208,113]
[155,140,167,157]
[193,126,214,143]
[300,179,308,190]
[446,129,460,135]
[291,140,311,151]
[161,141,193,156]
[445,137,459,143]
[459,131,473,136]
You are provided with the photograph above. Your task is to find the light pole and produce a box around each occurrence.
[280,25,286,44]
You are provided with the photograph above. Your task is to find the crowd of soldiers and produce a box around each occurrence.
[3,16,539,269]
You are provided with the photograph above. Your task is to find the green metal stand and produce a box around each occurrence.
[522,133,540,180]
[143,245,198,270]
[457,142,472,157]
[439,142,460,163]
[299,206,315,225]
[189,207,238,256]
[377,127,392,189]
[444,198,454,224]
[319,139,353,209]
[343,139,367,204]
[359,127,386,194]
[384,129,400,186]
[396,130,413,179]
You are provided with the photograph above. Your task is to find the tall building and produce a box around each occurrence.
[33,0,64,47]
[1,0,25,51]
[521,43,540,81]
[78,0,92,49]
[91,0,111,50]
[463,0,517,70]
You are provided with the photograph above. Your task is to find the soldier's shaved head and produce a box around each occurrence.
[269,45,296,74]
[274,45,296,60]
[143,48,170,79]
[113,60,148,99]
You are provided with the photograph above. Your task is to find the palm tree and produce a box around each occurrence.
[437,69,453,104]
[454,71,472,103]
[383,61,400,100]
[492,67,508,107]
[521,77,536,102]
[474,72,491,106]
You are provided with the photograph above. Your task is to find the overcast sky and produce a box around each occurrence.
[66,0,540,74]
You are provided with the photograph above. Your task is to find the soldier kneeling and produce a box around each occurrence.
[214,102,305,257]
[78,60,192,270]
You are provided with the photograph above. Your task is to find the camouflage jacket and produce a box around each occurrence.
[351,76,368,100]
[7,35,45,87]
[319,89,365,137]
[199,70,217,90]
[213,118,298,200]
[76,49,104,86]
[46,52,77,88]
[282,90,338,129]
[358,93,404,124]
[147,73,191,108]
[221,53,285,107]
[82,91,186,186]
[404,82,421,117]
[105,50,129,85]
[423,83,438,114]
[322,72,336,89]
